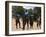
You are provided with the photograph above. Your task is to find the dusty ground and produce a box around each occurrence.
[12,18,41,31]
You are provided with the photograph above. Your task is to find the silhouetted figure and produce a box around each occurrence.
[37,16,41,28]
[26,16,29,29]
[22,10,29,30]
[30,16,33,28]
[15,14,21,29]
[22,16,26,30]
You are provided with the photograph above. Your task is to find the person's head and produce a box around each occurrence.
[25,10,27,12]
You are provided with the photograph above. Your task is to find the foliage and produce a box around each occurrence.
[33,7,41,20]
[28,9,33,15]
[16,6,24,15]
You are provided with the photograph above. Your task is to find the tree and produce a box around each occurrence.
[28,9,33,15]
[12,6,17,18]
[34,7,41,16]
[12,6,25,18]
[16,6,24,15]
[33,7,41,21]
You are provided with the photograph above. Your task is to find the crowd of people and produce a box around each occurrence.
[13,10,41,30]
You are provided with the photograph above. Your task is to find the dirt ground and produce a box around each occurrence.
[12,18,41,31]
